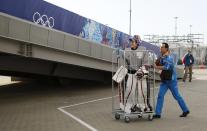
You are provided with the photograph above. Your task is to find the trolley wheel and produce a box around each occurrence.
[124,116,130,123]
[115,113,120,120]
[148,115,153,121]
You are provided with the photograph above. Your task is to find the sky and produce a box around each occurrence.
[44,0,206,44]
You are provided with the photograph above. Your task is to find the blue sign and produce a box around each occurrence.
[0,0,160,55]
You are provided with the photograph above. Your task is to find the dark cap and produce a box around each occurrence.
[129,35,141,44]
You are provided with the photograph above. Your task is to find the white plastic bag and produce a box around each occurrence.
[112,66,128,83]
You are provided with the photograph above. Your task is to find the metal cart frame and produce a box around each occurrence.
[112,50,156,122]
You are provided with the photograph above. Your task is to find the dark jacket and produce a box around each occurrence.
[183,53,194,66]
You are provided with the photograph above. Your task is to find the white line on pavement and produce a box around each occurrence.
[59,96,112,109]
[57,96,113,131]
[58,107,98,131]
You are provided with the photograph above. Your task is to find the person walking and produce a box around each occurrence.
[153,43,190,119]
[182,49,194,82]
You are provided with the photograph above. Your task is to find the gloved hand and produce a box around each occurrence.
[135,69,144,79]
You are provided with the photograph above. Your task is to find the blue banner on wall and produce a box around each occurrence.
[0,0,159,55]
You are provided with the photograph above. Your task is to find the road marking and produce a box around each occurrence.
[195,77,207,80]
[57,86,158,130]
[57,96,113,131]
[58,108,98,131]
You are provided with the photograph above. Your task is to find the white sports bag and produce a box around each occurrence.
[112,66,128,83]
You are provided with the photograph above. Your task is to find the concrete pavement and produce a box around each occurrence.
[0,69,207,131]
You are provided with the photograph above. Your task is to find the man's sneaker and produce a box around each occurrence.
[153,114,161,119]
[180,111,190,117]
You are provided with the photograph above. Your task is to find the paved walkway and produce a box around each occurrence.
[0,69,207,131]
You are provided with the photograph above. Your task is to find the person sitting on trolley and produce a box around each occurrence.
[117,35,153,113]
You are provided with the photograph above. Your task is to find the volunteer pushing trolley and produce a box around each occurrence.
[112,35,156,122]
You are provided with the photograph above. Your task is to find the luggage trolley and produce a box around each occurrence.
[112,49,156,122]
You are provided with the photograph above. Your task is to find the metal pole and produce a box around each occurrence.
[174,17,178,36]
[189,25,193,49]
[174,17,178,47]
[129,0,132,35]
[189,25,192,35]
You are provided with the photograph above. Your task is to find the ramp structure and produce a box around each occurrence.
[0,0,159,82]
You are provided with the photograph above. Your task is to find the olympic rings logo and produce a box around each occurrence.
[33,12,54,28]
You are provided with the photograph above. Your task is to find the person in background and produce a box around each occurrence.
[182,49,194,82]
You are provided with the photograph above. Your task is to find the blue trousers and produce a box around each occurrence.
[155,80,189,115]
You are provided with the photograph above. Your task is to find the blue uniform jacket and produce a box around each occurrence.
[160,55,177,81]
